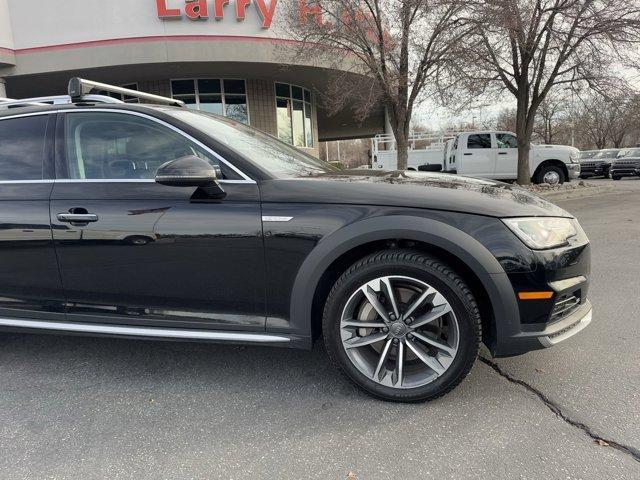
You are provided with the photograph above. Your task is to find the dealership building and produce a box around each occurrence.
[0,0,385,156]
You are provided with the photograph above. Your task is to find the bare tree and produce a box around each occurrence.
[281,0,470,170]
[573,91,640,149]
[534,92,571,145]
[574,94,610,149]
[461,0,640,184]
[606,93,640,148]
[495,107,517,132]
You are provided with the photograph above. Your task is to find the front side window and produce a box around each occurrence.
[171,79,248,124]
[63,112,229,180]
[496,133,518,148]
[0,115,48,180]
[275,83,314,148]
[467,134,492,149]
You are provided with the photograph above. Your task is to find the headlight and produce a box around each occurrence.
[502,217,578,250]
[570,151,580,163]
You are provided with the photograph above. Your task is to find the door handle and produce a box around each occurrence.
[57,213,99,223]
[464,153,473,156]
[498,152,508,155]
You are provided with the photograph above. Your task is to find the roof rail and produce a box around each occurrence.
[69,78,185,107]
[0,94,124,110]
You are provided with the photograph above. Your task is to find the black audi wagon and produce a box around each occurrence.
[0,79,592,402]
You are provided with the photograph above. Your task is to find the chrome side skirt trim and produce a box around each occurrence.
[0,317,290,344]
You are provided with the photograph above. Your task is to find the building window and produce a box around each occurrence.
[95,83,140,103]
[170,79,249,124]
[275,83,314,148]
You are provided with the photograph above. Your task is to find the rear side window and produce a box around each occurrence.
[63,112,225,180]
[0,115,48,180]
[467,134,492,149]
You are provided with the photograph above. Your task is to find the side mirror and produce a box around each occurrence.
[155,156,226,198]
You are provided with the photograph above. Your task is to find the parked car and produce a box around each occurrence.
[0,79,593,402]
[580,149,621,179]
[443,132,581,184]
[579,150,598,161]
[610,148,640,180]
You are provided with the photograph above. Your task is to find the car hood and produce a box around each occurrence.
[612,156,640,164]
[532,144,577,152]
[260,171,572,218]
[581,158,612,164]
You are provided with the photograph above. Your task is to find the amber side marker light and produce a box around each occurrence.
[518,292,554,300]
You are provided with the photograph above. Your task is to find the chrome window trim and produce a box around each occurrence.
[0,111,55,121]
[0,180,54,185]
[56,108,256,184]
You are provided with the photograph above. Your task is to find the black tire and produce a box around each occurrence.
[124,235,152,246]
[322,250,481,403]
[535,165,566,185]
[612,175,621,181]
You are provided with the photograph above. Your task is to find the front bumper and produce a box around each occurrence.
[489,226,591,357]
[610,166,640,177]
[580,163,609,177]
[567,163,581,180]
[514,299,592,350]
[493,272,592,357]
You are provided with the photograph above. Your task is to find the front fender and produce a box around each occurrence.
[283,215,520,353]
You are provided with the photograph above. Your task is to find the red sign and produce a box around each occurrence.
[156,0,279,29]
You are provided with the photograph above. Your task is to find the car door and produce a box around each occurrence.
[0,112,67,323]
[50,109,265,331]
[459,133,496,177]
[494,132,519,178]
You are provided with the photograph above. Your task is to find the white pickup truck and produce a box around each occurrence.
[442,131,581,184]
[371,130,581,184]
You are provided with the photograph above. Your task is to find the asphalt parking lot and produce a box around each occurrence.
[1,178,639,480]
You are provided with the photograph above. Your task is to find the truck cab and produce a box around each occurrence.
[444,131,581,184]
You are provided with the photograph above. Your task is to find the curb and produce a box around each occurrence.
[536,185,613,201]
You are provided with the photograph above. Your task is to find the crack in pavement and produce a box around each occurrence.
[479,356,640,464]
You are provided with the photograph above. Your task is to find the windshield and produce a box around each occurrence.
[580,151,596,159]
[594,150,619,159]
[622,148,640,158]
[164,109,337,178]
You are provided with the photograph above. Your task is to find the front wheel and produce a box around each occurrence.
[535,165,565,185]
[322,250,481,402]
[612,175,621,181]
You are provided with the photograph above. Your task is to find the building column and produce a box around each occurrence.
[0,78,6,98]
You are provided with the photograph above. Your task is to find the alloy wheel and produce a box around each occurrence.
[340,275,459,389]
